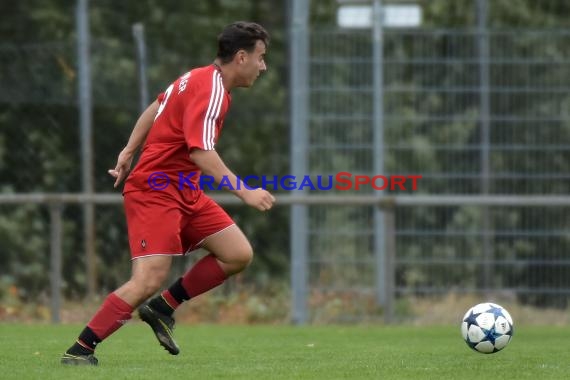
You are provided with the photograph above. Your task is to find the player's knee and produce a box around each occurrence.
[133,269,169,298]
[141,277,166,298]
[219,241,254,271]
[234,242,254,269]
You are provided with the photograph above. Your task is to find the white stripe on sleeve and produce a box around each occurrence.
[202,71,224,150]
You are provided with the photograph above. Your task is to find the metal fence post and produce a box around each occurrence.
[132,22,149,113]
[49,203,64,324]
[477,0,493,297]
[290,0,311,325]
[76,0,96,298]
[382,202,396,324]
[372,0,387,307]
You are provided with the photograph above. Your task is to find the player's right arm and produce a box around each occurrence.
[190,149,275,211]
[180,70,275,211]
[108,100,160,188]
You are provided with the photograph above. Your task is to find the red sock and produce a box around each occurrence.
[181,254,227,298]
[87,293,133,340]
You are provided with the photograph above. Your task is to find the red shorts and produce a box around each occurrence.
[124,190,235,259]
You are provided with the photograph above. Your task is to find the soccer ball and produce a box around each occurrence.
[460,302,514,354]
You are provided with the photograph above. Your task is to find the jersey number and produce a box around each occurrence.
[154,83,174,121]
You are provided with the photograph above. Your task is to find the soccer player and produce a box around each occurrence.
[61,21,275,366]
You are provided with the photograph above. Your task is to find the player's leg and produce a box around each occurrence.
[141,196,250,342]
[61,255,172,365]
[62,191,182,365]
[138,226,250,355]
[145,224,251,312]
[201,224,253,275]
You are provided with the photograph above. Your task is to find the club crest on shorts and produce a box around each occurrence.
[141,239,146,249]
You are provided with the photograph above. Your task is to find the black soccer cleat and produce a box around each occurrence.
[60,352,99,366]
[139,303,180,355]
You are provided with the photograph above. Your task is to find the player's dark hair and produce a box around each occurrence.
[217,21,269,64]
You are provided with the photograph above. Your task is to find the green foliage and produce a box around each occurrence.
[0,206,49,299]
[1,0,570,312]
[0,0,290,300]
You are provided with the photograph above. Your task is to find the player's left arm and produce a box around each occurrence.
[108,100,159,187]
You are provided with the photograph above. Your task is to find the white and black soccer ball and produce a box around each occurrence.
[461,302,514,354]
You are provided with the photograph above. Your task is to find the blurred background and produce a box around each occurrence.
[1,0,569,325]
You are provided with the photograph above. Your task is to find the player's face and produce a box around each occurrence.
[238,40,267,87]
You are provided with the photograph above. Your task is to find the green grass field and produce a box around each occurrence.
[0,323,569,379]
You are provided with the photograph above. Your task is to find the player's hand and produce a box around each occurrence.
[107,148,134,188]
[240,188,276,211]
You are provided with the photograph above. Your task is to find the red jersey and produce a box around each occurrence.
[124,64,231,196]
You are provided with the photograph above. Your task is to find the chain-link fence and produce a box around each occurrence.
[2,1,570,324]
[305,25,570,321]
